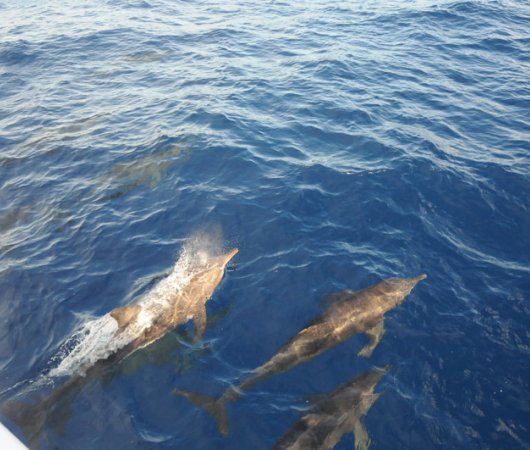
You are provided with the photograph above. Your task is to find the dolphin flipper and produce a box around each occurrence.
[353,419,371,450]
[358,319,385,358]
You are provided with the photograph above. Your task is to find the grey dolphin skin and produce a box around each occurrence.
[175,274,426,436]
[110,248,239,349]
[273,366,389,450]
[1,248,238,449]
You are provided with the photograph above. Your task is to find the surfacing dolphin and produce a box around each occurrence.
[1,246,238,449]
[273,365,388,450]
[106,247,238,352]
[175,274,426,436]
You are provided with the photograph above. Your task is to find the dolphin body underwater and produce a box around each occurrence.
[1,246,238,449]
[175,274,426,436]
[273,366,389,450]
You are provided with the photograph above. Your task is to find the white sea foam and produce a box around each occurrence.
[49,232,223,378]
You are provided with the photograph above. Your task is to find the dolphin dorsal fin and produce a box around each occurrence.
[110,305,141,329]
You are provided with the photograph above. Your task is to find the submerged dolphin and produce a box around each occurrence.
[274,366,388,450]
[1,247,238,449]
[175,274,425,436]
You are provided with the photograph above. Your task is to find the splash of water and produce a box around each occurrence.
[48,232,223,378]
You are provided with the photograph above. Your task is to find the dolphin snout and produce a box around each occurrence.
[227,248,239,259]
[219,248,238,267]
[397,273,426,292]
[407,273,427,290]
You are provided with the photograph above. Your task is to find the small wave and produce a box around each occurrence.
[107,0,153,9]
[0,40,36,65]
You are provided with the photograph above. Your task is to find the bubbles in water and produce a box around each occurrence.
[49,315,121,378]
[48,231,224,378]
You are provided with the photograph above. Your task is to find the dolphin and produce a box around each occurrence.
[175,274,425,436]
[1,247,238,449]
[106,247,239,351]
[273,366,388,450]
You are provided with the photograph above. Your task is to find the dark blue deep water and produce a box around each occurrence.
[1,0,529,449]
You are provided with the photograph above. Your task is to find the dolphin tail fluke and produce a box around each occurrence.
[173,389,230,437]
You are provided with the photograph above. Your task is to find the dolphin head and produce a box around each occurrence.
[352,365,389,413]
[320,366,389,417]
[208,248,238,270]
[193,248,238,289]
[349,365,390,393]
[379,273,426,308]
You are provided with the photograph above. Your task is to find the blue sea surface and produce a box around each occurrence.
[1,0,529,448]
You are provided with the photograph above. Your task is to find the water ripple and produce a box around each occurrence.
[1,0,529,449]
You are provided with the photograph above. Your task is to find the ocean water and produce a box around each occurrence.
[1,0,529,449]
